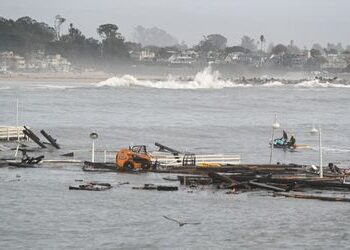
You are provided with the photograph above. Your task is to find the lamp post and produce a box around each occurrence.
[90,132,98,162]
[310,121,323,178]
[16,97,19,141]
[269,114,280,164]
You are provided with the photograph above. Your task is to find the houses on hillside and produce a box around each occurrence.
[0,51,71,73]
[127,45,349,71]
[1,46,349,72]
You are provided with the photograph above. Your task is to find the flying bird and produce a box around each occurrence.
[163,215,201,227]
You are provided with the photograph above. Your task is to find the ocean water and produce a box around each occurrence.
[1,67,350,249]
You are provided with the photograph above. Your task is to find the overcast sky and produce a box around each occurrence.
[1,0,349,48]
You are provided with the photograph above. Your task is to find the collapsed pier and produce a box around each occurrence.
[1,128,350,201]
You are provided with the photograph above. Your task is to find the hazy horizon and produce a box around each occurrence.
[1,0,349,48]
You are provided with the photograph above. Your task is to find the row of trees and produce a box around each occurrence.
[0,16,131,68]
[195,34,350,56]
[1,16,349,69]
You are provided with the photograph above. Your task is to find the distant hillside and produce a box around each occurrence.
[133,25,178,47]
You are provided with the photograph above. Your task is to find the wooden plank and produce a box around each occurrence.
[208,172,234,184]
[23,127,46,148]
[274,192,350,202]
[248,181,286,192]
[40,130,60,149]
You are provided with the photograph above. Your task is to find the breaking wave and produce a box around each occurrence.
[262,81,284,87]
[96,66,251,89]
[96,66,350,90]
[294,80,350,88]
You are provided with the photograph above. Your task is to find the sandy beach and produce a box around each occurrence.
[0,71,114,84]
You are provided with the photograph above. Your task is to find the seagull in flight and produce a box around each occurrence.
[163,215,201,227]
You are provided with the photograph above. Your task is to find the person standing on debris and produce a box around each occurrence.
[21,150,29,163]
[283,130,288,141]
[288,135,296,148]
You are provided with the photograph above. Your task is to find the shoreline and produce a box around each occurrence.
[1,70,350,85]
[0,72,113,83]
[0,71,174,84]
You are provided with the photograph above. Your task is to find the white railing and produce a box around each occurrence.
[59,149,241,167]
[0,126,27,141]
[150,152,241,167]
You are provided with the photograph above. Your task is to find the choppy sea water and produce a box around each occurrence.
[1,68,350,249]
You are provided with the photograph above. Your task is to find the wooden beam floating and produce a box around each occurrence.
[40,130,60,149]
[23,126,46,148]
[274,192,350,202]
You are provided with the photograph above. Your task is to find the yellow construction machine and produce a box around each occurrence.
[115,145,152,171]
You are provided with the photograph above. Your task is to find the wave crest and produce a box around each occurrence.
[96,66,350,89]
[97,66,251,89]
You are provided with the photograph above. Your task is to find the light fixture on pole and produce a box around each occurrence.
[269,114,280,164]
[310,121,323,178]
[90,132,98,162]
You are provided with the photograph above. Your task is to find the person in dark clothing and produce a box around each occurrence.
[21,150,30,163]
[288,136,296,148]
[283,130,288,141]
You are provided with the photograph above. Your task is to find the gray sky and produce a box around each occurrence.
[1,0,349,48]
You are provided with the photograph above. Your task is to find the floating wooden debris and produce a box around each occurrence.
[61,152,74,157]
[132,183,178,191]
[69,182,112,191]
[8,154,44,168]
[248,181,286,192]
[117,182,129,186]
[177,175,211,186]
[163,176,179,181]
[40,130,60,149]
[157,185,178,191]
[273,192,350,202]
[83,161,116,172]
[23,126,46,148]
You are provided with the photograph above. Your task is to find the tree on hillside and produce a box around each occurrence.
[310,48,321,57]
[52,23,100,67]
[225,46,249,54]
[241,35,257,52]
[97,24,121,39]
[196,34,227,52]
[0,16,55,53]
[271,44,288,55]
[309,48,327,66]
[206,34,227,50]
[97,23,129,60]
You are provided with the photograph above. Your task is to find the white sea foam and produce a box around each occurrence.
[97,66,251,89]
[262,81,285,87]
[294,79,350,88]
[96,66,350,89]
